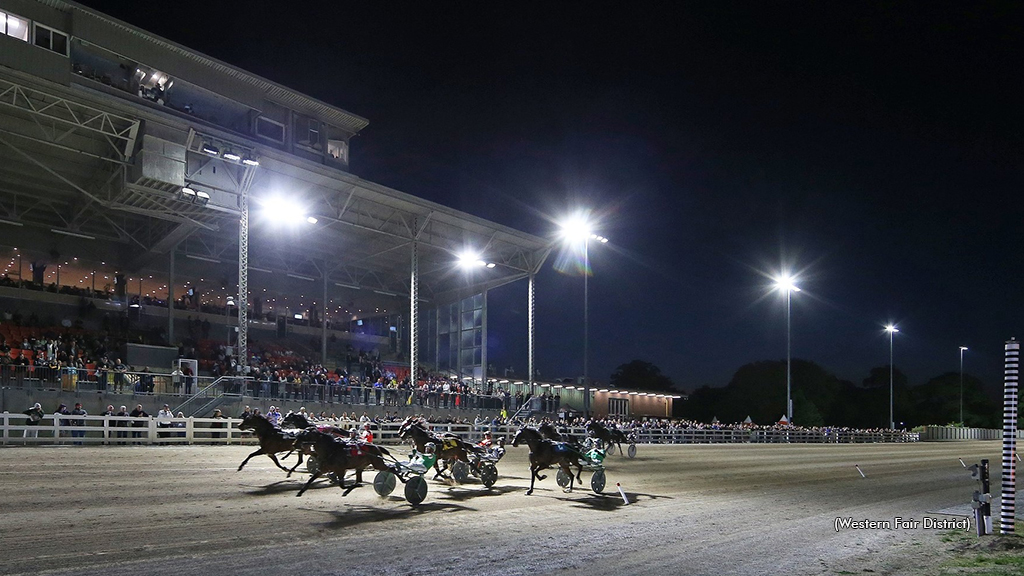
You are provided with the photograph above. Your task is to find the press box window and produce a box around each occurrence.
[255,116,286,143]
[327,139,348,163]
[33,23,68,56]
[609,398,629,416]
[0,11,30,42]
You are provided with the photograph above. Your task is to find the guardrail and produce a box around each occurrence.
[918,426,1017,441]
[0,414,922,447]
[1,413,253,445]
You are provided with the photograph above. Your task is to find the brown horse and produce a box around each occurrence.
[292,429,399,497]
[512,427,584,495]
[397,417,481,480]
[586,420,630,456]
[236,413,302,473]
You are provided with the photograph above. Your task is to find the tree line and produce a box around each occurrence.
[608,358,1002,429]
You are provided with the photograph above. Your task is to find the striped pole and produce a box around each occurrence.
[1001,338,1018,535]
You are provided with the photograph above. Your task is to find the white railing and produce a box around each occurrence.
[0,414,922,447]
[0,413,254,445]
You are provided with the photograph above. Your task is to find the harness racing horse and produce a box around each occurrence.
[292,429,400,497]
[539,422,583,448]
[236,413,302,473]
[281,413,349,438]
[397,417,481,480]
[586,420,630,456]
[512,427,585,496]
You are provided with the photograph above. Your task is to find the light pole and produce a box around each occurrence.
[558,216,607,419]
[775,276,800,424]
[959,346,968,424]
[226,296,235,349]
[886,325,899,429]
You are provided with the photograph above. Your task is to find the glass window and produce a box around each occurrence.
[308,120,319,145]
[1,11,30,42]
[327,139,348,163]
[33,23,68,55]
[255,116,285,142]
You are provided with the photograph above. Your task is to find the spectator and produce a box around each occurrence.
[129,403,148,442]
[266,406,281,426]
[55,403,70,440]
[22,402,43,440]
[171,366,183,394]
[70,402,87,444]
[114,405,130,444]
[360,422,374,443]
[156,404,174,438]
[210,409,227,439]
[175,412,186,438]
[100,405,115,442]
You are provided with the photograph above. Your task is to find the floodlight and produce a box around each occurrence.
[222,151,242,162]
[201,143,219,156]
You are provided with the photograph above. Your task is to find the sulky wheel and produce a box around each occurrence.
[591,469,607,494]
[306,455,320,476]
[373,471,397,497]
[627,443,637,459]
[479,462,498,488]
[556,468,571,488]
[451,460,470,484]
[405,475,428,505]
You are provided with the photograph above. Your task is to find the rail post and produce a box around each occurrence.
[1000,338,1018,534]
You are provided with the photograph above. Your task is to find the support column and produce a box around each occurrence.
[167,248,175,345]
[236,188,249,368]
[528,272,535,395]
[481,289,488,386]
[409,231,419,388]
[321,273,328,365]
[1000,338,1018,534]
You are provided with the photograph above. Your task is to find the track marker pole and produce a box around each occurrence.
[1000,338,1018,535]
[854,465,866,478]
[616,482,629,505]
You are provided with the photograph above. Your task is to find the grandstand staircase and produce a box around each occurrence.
[172,375,247,417]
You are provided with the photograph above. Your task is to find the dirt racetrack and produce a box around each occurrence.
[0,441,1012,576]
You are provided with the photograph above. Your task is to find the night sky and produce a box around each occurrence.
[77,1,1023,394]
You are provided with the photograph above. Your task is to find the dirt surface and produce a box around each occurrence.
[0,441,1008,576]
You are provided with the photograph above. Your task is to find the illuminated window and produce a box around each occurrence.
[327,139,348,163]
[0,11,30,42]
[255,116,285,143]
[33,23,68,56]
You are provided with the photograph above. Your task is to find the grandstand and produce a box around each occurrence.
[0,0,680,420]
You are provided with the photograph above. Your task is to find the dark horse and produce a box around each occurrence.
[586,420,630,456]
[512,427,584,495]
[397,417,481,480]
[292,429,399,497]
[281,413,349,438]
[539,422,583,447]
[236,413,302,473]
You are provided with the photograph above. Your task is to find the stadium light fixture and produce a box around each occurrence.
[774,274,801,424]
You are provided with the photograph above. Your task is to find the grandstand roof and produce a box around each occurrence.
[0,1,553,310]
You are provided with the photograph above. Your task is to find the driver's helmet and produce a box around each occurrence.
[424,442,436,453]
[496,437,505,446]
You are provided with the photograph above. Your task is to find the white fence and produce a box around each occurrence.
[0,414,923,447]
[1,413,253,445]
